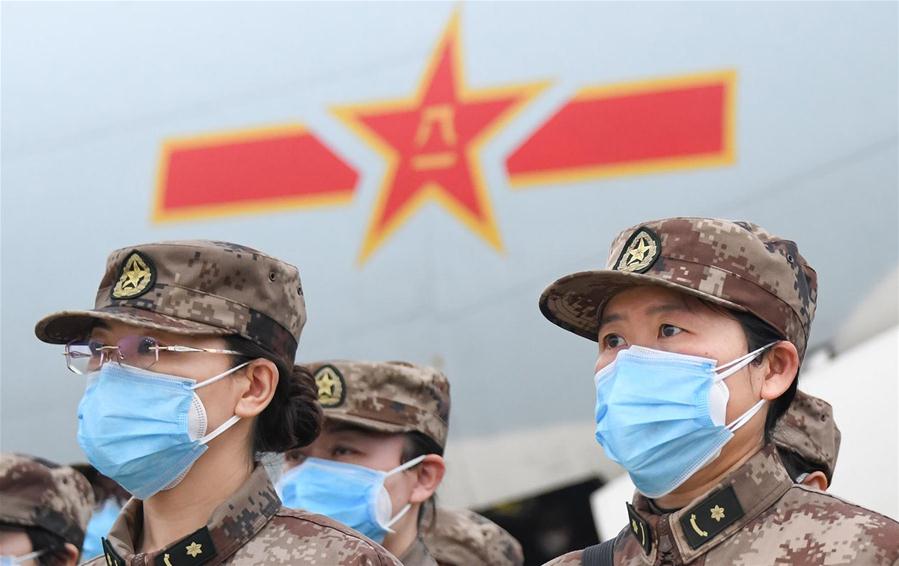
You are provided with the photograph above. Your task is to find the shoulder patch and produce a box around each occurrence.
[314,365,346,408]
[626,501,652,555]
[613,228,661,273]
[679,485,745,550]
[153,526,216,566]
[111,251,156,299]
[102,538,126,566]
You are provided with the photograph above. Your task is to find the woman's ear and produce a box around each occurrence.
[408,455,446,504]
[801,470,829,491]
[63,542,80,566]
[759,341,800,401]
[234,359,279,419]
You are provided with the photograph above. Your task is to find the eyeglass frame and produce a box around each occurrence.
[63,335,245,375]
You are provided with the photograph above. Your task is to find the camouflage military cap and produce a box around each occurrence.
[0,453,95,548]
[772,389,841,481]
[35,240,306,367]
[304,360,451,449]
[423,508,524,566]
[540,217,818,357]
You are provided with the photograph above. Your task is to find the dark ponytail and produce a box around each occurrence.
[224,336,322,453]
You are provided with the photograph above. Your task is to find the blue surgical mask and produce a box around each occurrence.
[0,550,45,566]
[77,361,247,500]
[594,344,772,498]
[276,455,426,543]
[81,498,122,559]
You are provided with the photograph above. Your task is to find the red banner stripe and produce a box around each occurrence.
[507,72,734,185]
[156,126,358,219]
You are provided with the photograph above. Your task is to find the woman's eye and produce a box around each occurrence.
[659,324,683,338]
[284,449,305,464]
[602,334,627,349]
[333,446,356,457]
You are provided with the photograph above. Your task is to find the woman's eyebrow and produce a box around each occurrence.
[645,303,690,316]
[600,302,689,328]
[599,312,625,327]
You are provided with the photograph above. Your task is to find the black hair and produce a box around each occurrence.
[223,336,323,454]
[400,431,444,529]
[24,526,69,566]
[728,310,799,441]
[69,464,129,506]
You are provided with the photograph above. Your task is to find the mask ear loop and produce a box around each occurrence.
[714,342,777,381]
[9,549,46,565]
[380,454,428,532]
[191,361,251,445]
[714,342,777,432]
[383,503,412,531]
[385,454,427,477]
[725,399,766,432]
[191,361,251,391]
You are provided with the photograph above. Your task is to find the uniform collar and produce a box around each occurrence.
[398,535,438,566]
[102,465,281,566]
[626,444,793,563]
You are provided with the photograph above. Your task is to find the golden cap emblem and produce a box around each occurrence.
[614,228,660,273]
[315,365,345,408]
[112,252,155,299]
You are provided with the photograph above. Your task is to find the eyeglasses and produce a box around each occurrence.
[63,335,243,375]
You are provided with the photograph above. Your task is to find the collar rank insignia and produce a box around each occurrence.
[315,365,346,408]
[111,251,156,299]
[154,526,216,566]
[613,227,661,273]
[679,485,745,550]
[102,537,126,566]
[626,502,652,555]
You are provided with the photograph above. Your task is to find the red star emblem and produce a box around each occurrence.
[334,11,546,263]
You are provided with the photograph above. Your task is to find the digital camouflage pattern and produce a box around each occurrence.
[422,507,524,566]
[305,360,451,448]
[0,452,95,549]
[83,465,401,566]
[540,217,818,358]
[35,240,306,367]
[543,444,899,565]
[772,389,841,482]
[397,536,438,566]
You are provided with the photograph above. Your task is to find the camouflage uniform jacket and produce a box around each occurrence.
[83,465,402,566]
[398,537,438,566]
[545,444,899,566]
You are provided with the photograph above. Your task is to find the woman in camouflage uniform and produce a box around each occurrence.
[35,240,400,566]
[539,218,898,566]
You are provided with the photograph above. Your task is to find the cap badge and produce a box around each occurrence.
[112,251,155,299]
[614,228,660,273]
[315,365,346,408]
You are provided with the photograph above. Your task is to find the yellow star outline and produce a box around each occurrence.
[626,236,652,264]
[185,542,203,558]
[631,519,639,533]
[710,505,726,522]
[316,373,337,399]
[331,9,548,264]
[122,256,150,290]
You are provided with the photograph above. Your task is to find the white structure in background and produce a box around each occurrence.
[590,268,899,538]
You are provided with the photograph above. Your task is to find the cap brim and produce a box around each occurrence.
[35,305,228,344]
[539,269,746,341]
[323,411,413,436]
